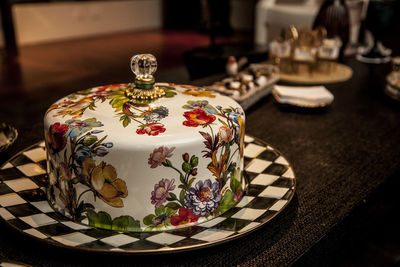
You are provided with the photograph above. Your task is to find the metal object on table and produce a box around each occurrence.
[0,123,18,152]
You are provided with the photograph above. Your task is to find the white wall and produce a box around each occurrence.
[13,0,162,46]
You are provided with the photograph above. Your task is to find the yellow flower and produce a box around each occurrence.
[183,89,216,98]
[55,97,93,117]
[82,158,128,207]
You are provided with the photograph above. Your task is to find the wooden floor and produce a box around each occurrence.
[0,30,251,127]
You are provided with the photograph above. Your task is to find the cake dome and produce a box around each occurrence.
[44,54,246,231]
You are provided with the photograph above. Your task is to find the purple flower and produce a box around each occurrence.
[185,179,221,216]
[148,146,175,168]
[151,178,176,208]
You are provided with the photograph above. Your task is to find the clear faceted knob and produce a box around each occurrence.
[130,54,157,80]
[126,54,164,102]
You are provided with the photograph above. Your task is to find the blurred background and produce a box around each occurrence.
[0,0,256,129]
[1,0,399,129]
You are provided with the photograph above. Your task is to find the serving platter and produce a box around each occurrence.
[0,135,296,254]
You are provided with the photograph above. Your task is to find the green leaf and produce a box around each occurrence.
[164,91,177,98]
[230,167,242,192]
[159,85,176,91]
[190,155,198,167]
[112,216,141,231]
[179,190,185,204]
[107,90,125,98]
[81,203,95,211]
[86,210,112,230]
[122,116,131,128]
[164,159,172,167]
[165,207,176,216]
[230,175,241,193]
[92,135,107,148]
[182,162,192,173]
[188,177,196,187]
[165,202,181,210]
[76,88,93,95]
[114,99,129,110]
[169,192,177,200]
[143,214,155,226]
[155,205,165,216]
[215,190,235,214]
[179,174,185,184]
[82,135,98,146]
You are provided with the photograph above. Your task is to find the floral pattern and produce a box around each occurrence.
[143,106,169,123]
[151,178,176,208]
[170,208,200,226]
[66,118,103,138]
[136,122,166,136]
[182,100,217,114]
[183,109,216,127]
[183,88,216,98]
[46,117,136,229]
[47,122,69,154]
[46,84,177,136]
[82,158,128,207]
[148,146,175,168]
[185,179,221,216]
[46,84,246,231]
[142,100,245,229]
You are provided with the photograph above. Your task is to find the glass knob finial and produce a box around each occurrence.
[126,54,164,102]
[131,54,157,80]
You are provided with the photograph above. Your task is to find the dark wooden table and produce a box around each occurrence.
[1,56,400,266]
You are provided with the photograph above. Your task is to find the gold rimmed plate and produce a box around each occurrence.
[0,135,296,254]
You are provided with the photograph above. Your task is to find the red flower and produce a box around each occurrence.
[136,123,166,136]
[183,109,216,127]
[47,122,69,154]
[170,208,200,226]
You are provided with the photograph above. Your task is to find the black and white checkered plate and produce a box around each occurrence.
[0,135,296,254]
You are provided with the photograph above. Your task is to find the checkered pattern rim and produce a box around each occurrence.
[0,135,296,254]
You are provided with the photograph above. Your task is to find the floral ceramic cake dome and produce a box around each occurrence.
[44,54,246,231]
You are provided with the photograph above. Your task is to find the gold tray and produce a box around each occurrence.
[279,63,353,84]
